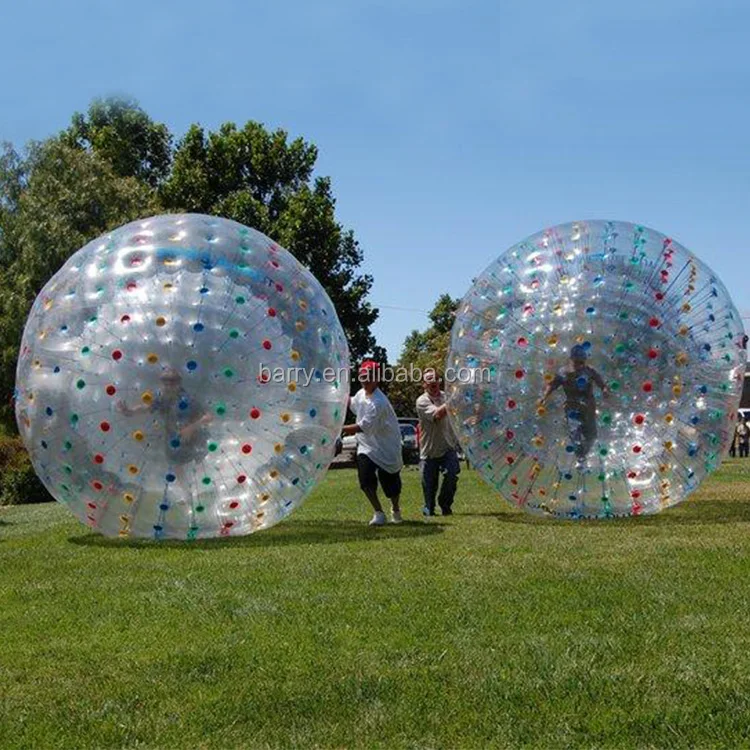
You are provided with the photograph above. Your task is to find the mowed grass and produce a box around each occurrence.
[3,462,750,749]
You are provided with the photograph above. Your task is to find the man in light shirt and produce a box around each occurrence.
[343,360,404,526]
[416,369,460,516]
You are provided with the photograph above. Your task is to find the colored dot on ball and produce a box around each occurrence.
[507,399,517,409]
[70,414,79,424]
[141,392,153,404]
[128,465,139,475]
[223,368,234,378]
[262,340,272,350]
[93,454,104,464]
[53,366,60,373]
[250,408,261,419]
[200,287,209,295]
[133,431,144,441]
[202,477,211,486]
[237,475,247,484]
[241,443,252,454]
[120,315,130,324]
[229,329,240,339]
[274,444,283,454]
[193,323,204,332]
[123,493,134,503]
[186,360,197,371]
[281,413,291,423]
[166,473,176,483]
[215,403,226,416]
[178,399,189,410]
[106,385,116,396]
[642,382,653,393]
[126,282,137,292]
[599,448,608,456]
[309,408,317,417]
[112,349,123,361]
[100,421,110,432]
[81,346,90,355]
[235,296,246,304]
[633,445,642,453]
[515,370,524,379]
[147,353,159,364]
[619,312,629,320]
[634,414,645,425]
[196,505,205,513]
[156,316,166,327]
[170,438,180,448]
[288,383,297,392]
[586,306,595,314]
[64,441,72,450]
[649,317,660,328]
[45,406,53,416]
[268,307,276,317]
[208,442,218,452]
[229,501,240,509]
[76,379,86,389]
[648,348,659,359]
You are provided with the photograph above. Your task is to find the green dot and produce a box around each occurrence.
[334,408,340,419]
[618,311,629,320]
[229,329,240,339]
[601,413,612,425]
[598,473,606,482]
[202,477,211,486]
[223,368,234,378]
[215,403,226,416]
[70,414,79,424]
[615,343,626,354]
[196,505,205,513]
[315,463,322,470]
[207,442,218,452]
[610,381,620,392]
[235,296,246,305]
[601,496,609,503]
[64,440,72,450]
[599,448,608,456]
[64,465,72,475]
[76,379,86,389]
[81,346,90,355]
[321,437,328,445]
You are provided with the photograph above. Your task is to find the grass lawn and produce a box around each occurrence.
[3,461,750,749]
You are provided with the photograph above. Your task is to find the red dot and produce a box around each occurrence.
[506,429,515,440]
[87,502,97,509]
[275,283,283,292]
[262,340,272,350]
[99,421,110,432]
[92,481,103,491]
[627,471,637,479]
[271,260,280,268]
[268,308,276,317]
[634,414,645,425]
[237,475,247,484]
[510,476,518,485]
[126,281,137,292]
[506,455,515,465]
[632,445,642,454]
[229,501,240,509]
[258,372,269,384]
[655,292,664,301]
[649,318,660,328]
[515,369,524,379]
[224,521,234,528]
[250,408,261,419]
[105,385,116,396]
[642,382,653,393]
[112,349,123,361]
[517,337,528,347]
[120,315,131,324]
[648,348,659,359]
[631,490,642,499]
[507,399,517,409]
[241,443,252,454]
[93,454,104,464]
[632,503,643,516]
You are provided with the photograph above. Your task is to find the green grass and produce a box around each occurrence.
[3,461,750,749]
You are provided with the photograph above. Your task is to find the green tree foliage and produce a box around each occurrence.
[387,294,460,417]
[0,98,380,431]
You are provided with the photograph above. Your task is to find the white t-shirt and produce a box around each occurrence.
[349,387,404,474]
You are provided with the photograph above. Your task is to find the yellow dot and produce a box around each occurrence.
[155,316,166,327]
[119,514,130,524]
[665,414,674,424]
[547,335,558,346]
[659,464,669,473]
[260,493,270,502]
[675,352,688,366]
[672,385,682,396]
[147,353,159,364]
[118,530,130,538]
[270,469,279,479]
[123,493,135,504]
[133,431,144,442]
[141,391,153,405]
[298,300,308,311]
[543,373,554,383]
[44,299,54,311]
[664,441,673,452]
[128,465,139,475]
[537,405,547,417]
[274,443,283,454]
[681,303,691,313]
[295,321,306,332]
[288,383,297,392]
[33,359,41,369]
[163,282,174,291]
[291,350,300,361]
[679,326,689,336]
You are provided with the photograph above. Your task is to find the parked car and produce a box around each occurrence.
[400,423,419,464]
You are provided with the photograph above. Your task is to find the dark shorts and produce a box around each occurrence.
[357,453,402,499]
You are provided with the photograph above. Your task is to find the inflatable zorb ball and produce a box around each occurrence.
[15,214,349,539]
[447,220,745,519]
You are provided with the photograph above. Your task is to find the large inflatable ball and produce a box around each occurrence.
[447,220,745,519]
[15,214,349,539]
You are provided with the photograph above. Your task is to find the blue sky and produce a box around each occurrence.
[2,0,749,359]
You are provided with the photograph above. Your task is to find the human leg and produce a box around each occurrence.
[421,457,440,515]
[437,449,461,513]
[357,454,385,523]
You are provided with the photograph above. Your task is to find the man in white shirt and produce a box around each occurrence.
[342,360,403,526]
[416,369,460,516]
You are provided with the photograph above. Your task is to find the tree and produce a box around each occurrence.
[387,294,460,417]
[0,98,381,430]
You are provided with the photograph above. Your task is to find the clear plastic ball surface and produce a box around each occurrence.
[447,220,746,519]
[15,214,350,539]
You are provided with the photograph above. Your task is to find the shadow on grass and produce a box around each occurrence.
[459,498,750,526]
[68,519,445,550]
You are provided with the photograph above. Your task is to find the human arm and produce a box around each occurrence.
[416,394,447,422]
[116,400,150,417]
[540,375,563,404]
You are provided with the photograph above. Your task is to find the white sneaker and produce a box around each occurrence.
[369,511,387,526]
[391,510,403,524]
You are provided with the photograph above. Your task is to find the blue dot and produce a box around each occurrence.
[193,323,204,332]
[564,472,573,480]
[582,341,592,351]
[568,495,577,501]
[170,438,181,449]
[200,287,209,295]
[292,477,300,485]
[586,306,595,314]
[41,440,48,449]
[153,525,163,532]
[186,360,198,371]
[576,377,587,389]
[179,399,189,411]
[565,445,575,453]
[53,366,60,373]
[60,325,68,332]
[309,408,317,418]
[299,446,307,455]
[45,406,53,416]
[699,385,708,394]
[166,473,176,483]
[159,503,169,511]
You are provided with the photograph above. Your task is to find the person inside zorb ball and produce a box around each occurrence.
[15,214,349,539]
[447,220,746,519]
